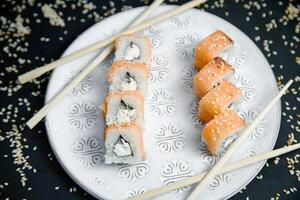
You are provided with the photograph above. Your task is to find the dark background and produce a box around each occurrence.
[0,0,299,199]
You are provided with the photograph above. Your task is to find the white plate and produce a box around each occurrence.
[45,5,281,200]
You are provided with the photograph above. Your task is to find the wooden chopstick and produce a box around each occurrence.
[25,0,208,129]
[185,80,293,200]
[130,143,300,200]
[18,0,207,84]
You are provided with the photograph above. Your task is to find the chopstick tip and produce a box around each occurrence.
[282,79,293,92]
[26,118,37,129]
[18,74,29,84]
[287,79,293,85]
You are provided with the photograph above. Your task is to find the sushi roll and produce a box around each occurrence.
[198,80,241,123]
[201,109,245,155]
[103,91,144,126]
[107,61,149,96]
[193,57,234,98]
[102,35,152,165]
[114,35,151,68]
[194,30,233,70]
[104,124,145,164]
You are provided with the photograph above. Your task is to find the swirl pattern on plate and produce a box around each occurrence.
[220,43,247,68]
[181,66,196,92]
[161,160,193,193]
[208,174,232,190]
[137,25,164,48]
[99,54,114,73]
[174,33,199,60]
[94,176,109,190]
[239,110,268,140]
[147,89,177,117]
[170,16,193,28]
[67,101,98,131]
[150,55,169,83]
[198,141,224,166]
[67,102,100,131]
[233,74,256,102]
[189,100,204,129]
[119,162,149,181]
[154,123,185,153]
[244,148,258,158]
[65,69,94,96]
[71,137,105,168]
[125,188,147,199]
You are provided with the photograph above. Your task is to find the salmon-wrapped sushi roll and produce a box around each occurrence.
[104,124,145,164]
[107,61,149,96]
[193,57,234,98]
[114,35,151,68]
[202,109,245,155]
[194,30,233,70]
[102,91,144,126]
[198,80,241,123]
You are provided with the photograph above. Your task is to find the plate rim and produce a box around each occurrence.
[44,5,281,200]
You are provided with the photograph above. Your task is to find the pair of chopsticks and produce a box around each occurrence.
[21,0,208,129]
[130,80,295,200]
[131,143,300,199]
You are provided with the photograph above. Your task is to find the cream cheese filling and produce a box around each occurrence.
[120,73,137,91]
[115,100,136,124]
[124,42,140,61]
[113,136,132,157]
[116,108,136,124]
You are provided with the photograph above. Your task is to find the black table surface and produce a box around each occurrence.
[0,0,299,199]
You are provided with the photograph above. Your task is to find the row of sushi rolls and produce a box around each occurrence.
[101,30,246,164]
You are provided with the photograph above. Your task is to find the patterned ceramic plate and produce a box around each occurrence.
[45,5,281,200]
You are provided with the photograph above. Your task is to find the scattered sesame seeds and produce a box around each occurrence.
[274,157,280,165]
[256,174,263,180]
[0,0,299,199]
[41,4,65,27]
[283,186,298,195]
[69,186,77,193]
[286,154,300,181]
